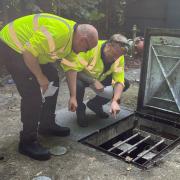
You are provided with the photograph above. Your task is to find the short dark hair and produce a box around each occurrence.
[108,34,130,50]
[109,34,128,44]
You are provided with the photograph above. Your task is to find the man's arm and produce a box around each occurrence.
[112,82,124,102]
[65,70,77,112]
[110,82,124,117]
[77,72,95,84]
[78,72,104,91]
[22,50,49,93]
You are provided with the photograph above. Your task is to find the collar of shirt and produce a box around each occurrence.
[74,23,78,32]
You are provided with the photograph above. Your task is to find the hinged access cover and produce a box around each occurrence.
[137,28,180,121]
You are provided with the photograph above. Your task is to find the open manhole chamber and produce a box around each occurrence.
[80,28,180,169]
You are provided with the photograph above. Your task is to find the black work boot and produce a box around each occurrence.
[87,100,109,119]
[39,114,70,137]
[76,104,88,127]
[18,141,51,161]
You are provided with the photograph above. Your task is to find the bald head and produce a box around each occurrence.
[72,24,98,54]
[78,24,98,48]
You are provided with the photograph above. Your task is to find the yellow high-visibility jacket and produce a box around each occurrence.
[62,40,124,86]
[0,13,83,71]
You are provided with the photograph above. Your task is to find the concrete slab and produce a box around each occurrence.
[55,105,133,141]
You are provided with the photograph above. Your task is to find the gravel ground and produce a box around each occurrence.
[2,68,180,180]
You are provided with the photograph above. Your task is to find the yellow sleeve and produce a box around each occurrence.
[60,51,85,72]
[112,55,125,86]
[23,30,50,57]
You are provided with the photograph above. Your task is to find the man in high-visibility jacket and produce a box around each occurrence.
[0,13,98,160]
[72,34,130,127]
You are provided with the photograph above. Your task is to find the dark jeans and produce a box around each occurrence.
[76,74,130,111]
[0,41,59,142]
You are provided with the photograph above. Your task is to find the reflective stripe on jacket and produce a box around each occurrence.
[0,13,83,71]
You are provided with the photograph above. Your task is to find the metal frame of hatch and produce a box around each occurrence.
[137,28,180,121]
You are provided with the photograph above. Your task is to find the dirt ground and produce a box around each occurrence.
[0,68,139,180]
[1,65,180,180]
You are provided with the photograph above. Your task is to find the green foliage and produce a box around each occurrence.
[57,0,105,23]
[114,0,127,26]
[3,0,21,12]
[0,0,127,38]
[87,10,105,22]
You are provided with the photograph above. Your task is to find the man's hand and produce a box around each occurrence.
[110,83,123,118]
[110,100,120,118]
[90,80,104,92]
[68,96,77,112]
[37,75,49,94]
[66,70,77,111]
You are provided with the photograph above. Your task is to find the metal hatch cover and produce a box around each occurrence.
[137,28,180,120]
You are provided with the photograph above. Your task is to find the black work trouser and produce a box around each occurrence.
[76,75,130,111]
[0,41,59,142]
